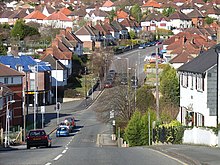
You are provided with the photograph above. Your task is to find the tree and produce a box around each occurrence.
[205,16,214,25]
[130,4,142,23]
[162,7,176,17]
[108,9,116,22]
[136,85,156,113]
[159,65,179,119]
[11,19,39,40]
[0,41,7,55]
[129,30,136,39]
[124,111,142,146]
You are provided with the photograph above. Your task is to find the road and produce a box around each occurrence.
[0,89,183,165]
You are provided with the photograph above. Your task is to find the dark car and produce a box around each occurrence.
[56,127,69,137]
[26,129,52,149]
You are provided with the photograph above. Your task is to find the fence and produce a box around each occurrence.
[0,127,23,146]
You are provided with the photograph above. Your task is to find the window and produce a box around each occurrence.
[182,74,188,87]
[4,77,8,84]
[30,80,35,91]
[17,65,23,72]
[11,77,13,84]
[196,76,204,91]
[190,75,193,89]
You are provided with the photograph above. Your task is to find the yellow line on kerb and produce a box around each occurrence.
[149,148,187,165]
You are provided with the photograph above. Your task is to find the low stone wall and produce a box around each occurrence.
[183,127,218,146]
[63,98,82,102]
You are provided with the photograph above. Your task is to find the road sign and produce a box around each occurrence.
[41,106,45,113]
[56,102,61,111]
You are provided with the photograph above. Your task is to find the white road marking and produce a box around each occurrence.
[62,149,67,154]
[149,149,187,165]
[45,163,51,165]
[53,154,63,161]
[65,147,68,150]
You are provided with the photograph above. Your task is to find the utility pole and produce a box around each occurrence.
[84,67,87,106]
[156,47,160,120]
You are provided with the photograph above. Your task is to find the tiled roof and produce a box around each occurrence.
[0,10,14,18]
[94,22,111,35]
[120,18,139,28]
[24,10,47,19]
[8,9,28,19]
[142,0,161,8]
[90,9,109,17]
[179,1,198,10]
[178,44,220,74]
[111,20,127,31]
[168,10,191,20]
[0,55,51,72]
[44,11,72,21]
[102,0,114,7]
[116,9,128,19]
[0,63,24,77]
[143,12,169,21]
[41,54,66,70]
[169,50,194,64]
[205,6,220,15]
[103,22,119,32]
[59,7,72,16]
[187,8,205,18]
[68,8,87,17]
[35,4,55,14]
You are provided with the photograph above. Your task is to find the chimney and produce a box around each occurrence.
[66,27,72,32]
[52,38,59,47]
[46,48,53,55]
[60,29,65,35]
[104,18,110,24]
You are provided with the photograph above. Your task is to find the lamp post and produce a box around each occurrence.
[156,47,160,120]
[215,45,220,128]
[5,100,15,148]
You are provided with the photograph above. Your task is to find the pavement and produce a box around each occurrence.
[0,88,117,151]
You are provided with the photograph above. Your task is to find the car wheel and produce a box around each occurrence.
[27,145,30,149]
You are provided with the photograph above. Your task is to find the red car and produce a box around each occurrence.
[64,116,76,128]
[104,81,113,88]
[26,129,52,149]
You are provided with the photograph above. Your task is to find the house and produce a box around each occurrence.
[35,4,56,17]
[142,0,161,13]
[103,20,120,40]
[115,9,129,22]
[8,8,30,25]
[186,8,205,28]
[168,10,192,31]
[111,20,129,39]
[74,24,101,50]
[85,8,109,23]
[0,55,52,107]
[24,10,47,24]
[0,63,24,129]
[0,10,14,24]
[58,27,84,56]
[141,12,171,31]
[177,43,220,127]
[68,7,87,25]
[120,18,141,33]
[41,55,67,103]
[100,0,115,12]
[43,10,73,28]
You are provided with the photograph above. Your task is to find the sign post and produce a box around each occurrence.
[56,102,61,125]
[41,106,45,128]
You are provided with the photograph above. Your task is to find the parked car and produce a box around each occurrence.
[64,116,76,128]
[60,120,73,132]
[121,77,128,85]
[138,44,146,49]
[26,129,52,149]
[56,126,70,137]
[104,81,113,88]
[109,69,116,77]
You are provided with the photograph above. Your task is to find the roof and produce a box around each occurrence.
[24,10,47,19]
[111,20,127,31]
[187,8,205,18]
[169,50,194,64]
[0,55,51,72]
[102,0,114,7]
[143,0,161,8]
[116,9,128,19]
[44,11,71,21]
[0,63,24,77]
[59,7,72,16]
[41,54,66,70]
[177,44,220,74]
[169,10,191,20]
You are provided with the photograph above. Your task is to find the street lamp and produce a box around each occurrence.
[215,45,220,128]
[5,100,15,148]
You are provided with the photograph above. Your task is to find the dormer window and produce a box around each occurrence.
[17,65,23,72]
